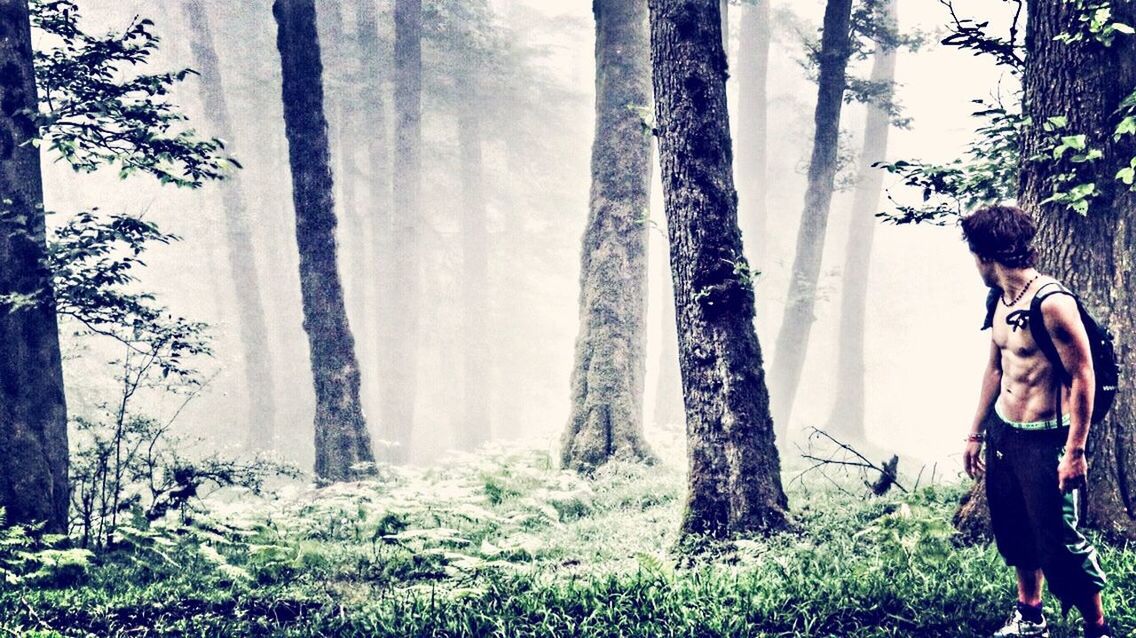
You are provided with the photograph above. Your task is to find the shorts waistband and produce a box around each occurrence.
[994,402,1071,431]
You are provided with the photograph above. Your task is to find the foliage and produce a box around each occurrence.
[0,509,92,587]
[876,99,1022,225]
[794,0,924,126]
[30,0,236,187]
[2,445,1135,637]
[937,0,1024,71]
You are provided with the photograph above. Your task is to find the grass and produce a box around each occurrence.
[2,440,1134,637]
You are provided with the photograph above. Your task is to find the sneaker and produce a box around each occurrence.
[992,605,1049,638]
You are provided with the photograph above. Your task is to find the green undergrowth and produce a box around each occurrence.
[2,443,1134,637]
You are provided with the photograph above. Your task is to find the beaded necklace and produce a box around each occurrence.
[1001,273,1040,307]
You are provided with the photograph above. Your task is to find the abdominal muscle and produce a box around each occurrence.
[997,352,1065,423]
[991,290,1066,423]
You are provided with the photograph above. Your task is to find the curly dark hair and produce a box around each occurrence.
[960,204,1038,268]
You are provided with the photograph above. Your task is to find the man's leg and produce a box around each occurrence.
[1017,568,1043,606]
[1075,591,1105,630]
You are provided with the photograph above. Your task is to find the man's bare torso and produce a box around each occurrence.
[990,276,1068,423]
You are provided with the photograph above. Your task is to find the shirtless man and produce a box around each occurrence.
[960,205,1111,638]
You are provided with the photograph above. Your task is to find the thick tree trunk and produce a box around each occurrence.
[769,0,854,435]
[736,0,771,265]
[382,0,423,463]
[649,0,789,538]
[183,0,278,450]
[0,0,70,532]
[958,0,1136,542]
[457,72,490,450]
[562,0,655,472]
[273,0,374,481]
[828,0,897,441]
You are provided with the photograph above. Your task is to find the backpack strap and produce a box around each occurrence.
[981,287,1000,330]
[1029,281,1075,385]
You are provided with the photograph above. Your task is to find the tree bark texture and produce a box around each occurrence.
[769,0,854,434]
[955,0,1136,543]
[273,0,374,481]
[383,0,423,463]
[184,0,278,451]
[0,0,70,532]
[736,0,771,265]
[828,0,897,441]
[649,0,789,537]
[458,71,490,450]
[562,0,655,472]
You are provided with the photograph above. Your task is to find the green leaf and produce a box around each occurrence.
[1117,166,1135,186]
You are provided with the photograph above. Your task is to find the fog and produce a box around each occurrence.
[41,0,1023,477]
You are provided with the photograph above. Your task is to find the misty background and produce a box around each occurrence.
[41,0,1019,474]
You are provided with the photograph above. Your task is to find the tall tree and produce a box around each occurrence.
[828,0,897,440]
[736,0,772,264]
[0,0,69,532]
[649,0,789,537]
[457,68,490,449]
[1019,0,1136,540]
[183,0,277,450]
[768,0,854,433]
[383,0,423,463]
[562,0,655,472]
[273,0,374,480]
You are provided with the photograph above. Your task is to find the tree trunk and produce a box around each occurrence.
[828,0,897,441]
[457,71,490,450]
[0,0,70,532]
[769,0,854,435]
[273,0,374,481]
[383,0,423,463]
[736,0,771,266]
[183,0,278,451]
[649,0,789,538]
[957,0,1136,542]
[562,0,655,472]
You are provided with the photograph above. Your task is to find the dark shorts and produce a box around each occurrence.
[985,410,1107,606]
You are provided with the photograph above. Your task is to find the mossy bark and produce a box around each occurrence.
[0,0,70,532]
[273,0,374,481]
[769,0,854,435]
[649,0,789,538]
[562,0,655,473]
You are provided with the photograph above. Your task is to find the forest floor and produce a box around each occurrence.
[2,435,1134,638]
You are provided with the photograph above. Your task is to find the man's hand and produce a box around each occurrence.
[964,440,985,479]
[1058,449,1088,493]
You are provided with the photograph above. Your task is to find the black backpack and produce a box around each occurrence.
[982,282,1119,424]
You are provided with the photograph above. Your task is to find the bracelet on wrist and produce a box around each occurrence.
[965,432,984,443]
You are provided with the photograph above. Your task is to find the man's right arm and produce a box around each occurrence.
[965,339,1001,479]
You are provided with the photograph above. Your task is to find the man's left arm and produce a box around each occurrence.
[1042,294,1095,492]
